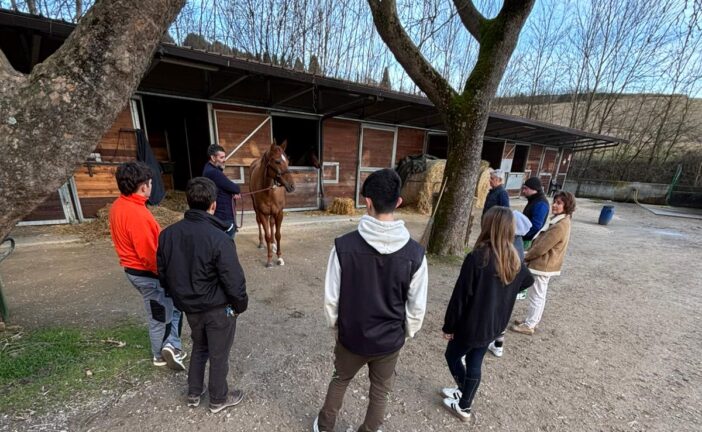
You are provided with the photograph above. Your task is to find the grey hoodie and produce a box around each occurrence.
[324,215,429,339]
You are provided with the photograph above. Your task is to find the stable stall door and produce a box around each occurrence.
[356,125,397,206]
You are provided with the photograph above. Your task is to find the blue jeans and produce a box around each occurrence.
[125,273,183,358]
[445,340,489,410]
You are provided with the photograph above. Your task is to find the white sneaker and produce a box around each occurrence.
[442,397,472,422]
[161,344,186,371]
[488,341,503,358]
[440,387,462,400]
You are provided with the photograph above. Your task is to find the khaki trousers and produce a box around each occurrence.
[318,342,400,432]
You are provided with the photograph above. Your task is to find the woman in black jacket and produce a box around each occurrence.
[440,206,534,422]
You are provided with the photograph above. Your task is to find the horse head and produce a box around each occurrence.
[265,139,295,193]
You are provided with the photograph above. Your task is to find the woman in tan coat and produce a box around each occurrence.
[511,191,576,335]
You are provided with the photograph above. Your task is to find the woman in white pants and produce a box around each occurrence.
[510,191,576,335]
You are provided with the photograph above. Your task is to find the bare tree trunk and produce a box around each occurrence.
[368,0,535,255]
[75,0,83,20]
[0,0,185,242]
[10,0,18,12]
[26,0,38,15]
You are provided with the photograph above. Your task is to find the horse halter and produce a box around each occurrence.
[263,150,292,189]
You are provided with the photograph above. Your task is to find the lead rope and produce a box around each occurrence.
[231,185,277,229]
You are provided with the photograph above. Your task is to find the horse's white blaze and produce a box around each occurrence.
[281,154,287,163]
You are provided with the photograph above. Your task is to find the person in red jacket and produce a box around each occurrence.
[109,161,185,370]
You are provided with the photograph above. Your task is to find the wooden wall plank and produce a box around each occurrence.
[526,145,543,174]
[321,119,360,201]
[21,191,65,221]
[360,128,394,167]
[93,106,137,163]
[395,128,426,163]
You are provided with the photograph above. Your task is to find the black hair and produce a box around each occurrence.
[115,161,152,195]
[186,177,218,211]
[361,168,402,214]
[207,144,225,157]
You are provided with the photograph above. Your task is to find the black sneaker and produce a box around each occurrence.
[187,385,208,408]
[161,344,186,371]
[209,389,245,413]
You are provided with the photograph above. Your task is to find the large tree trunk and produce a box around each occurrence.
[368,0,535,255]
[0,0,185,242]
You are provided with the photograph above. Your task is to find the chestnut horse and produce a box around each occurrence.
[249,140,296,267]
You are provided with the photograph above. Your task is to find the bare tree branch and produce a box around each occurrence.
[452,0,485,42]
[366,0,456,110]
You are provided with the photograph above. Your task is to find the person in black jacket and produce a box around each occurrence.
[157,177,248,414]
[521,177,550,247]
[440,206,534,422]
[203,144,241,238]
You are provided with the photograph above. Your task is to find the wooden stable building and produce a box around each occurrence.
[1,9,625,224]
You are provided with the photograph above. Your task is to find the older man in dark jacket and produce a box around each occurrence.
[203,144,240,237]
[482,169,510,217]
[157,177,248,414]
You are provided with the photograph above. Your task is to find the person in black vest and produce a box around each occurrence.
[521,177,550,248]
[203,144,241,238]
[441,207,534,422]
[157,177,248,413]
[313,169,428,432]
[482,168,510,216]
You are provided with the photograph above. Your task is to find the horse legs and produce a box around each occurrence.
[261,214,274,268]
[274,211,284,266]
[256,213,265,249]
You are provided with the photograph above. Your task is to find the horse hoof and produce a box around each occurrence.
[265,262,273,268]
[258,244,265,249]
[277,258,285,266]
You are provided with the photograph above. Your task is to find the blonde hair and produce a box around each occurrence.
[475,206,521,285]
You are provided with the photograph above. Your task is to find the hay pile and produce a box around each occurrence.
[414,159,446,215]
[58,202,184,242]
[160,190,189,213]
[150,205,184,227]
[401,159,492,215]
[328,197,355,215]
[473,161,491,210]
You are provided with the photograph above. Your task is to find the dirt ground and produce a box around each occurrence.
[1,199,701,431]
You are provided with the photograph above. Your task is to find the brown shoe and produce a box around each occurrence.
[510,323,535,335]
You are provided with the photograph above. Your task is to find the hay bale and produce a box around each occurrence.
[473,160,491,210]
[415,160,446,215]
[329,197,355,215]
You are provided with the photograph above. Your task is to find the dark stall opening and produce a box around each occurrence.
[512,145,529,172]
[141,96,210,190]
[426,134,448,159]
[481,141,504,168]
[271,116,320,166]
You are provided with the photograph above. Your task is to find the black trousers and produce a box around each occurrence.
[186,306,237,404]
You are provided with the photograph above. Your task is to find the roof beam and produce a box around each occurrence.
[399,111,441,125]
[322,96,378,119]
[273,86,314,106]
[209,75,249,99]
[362,104,412,119]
